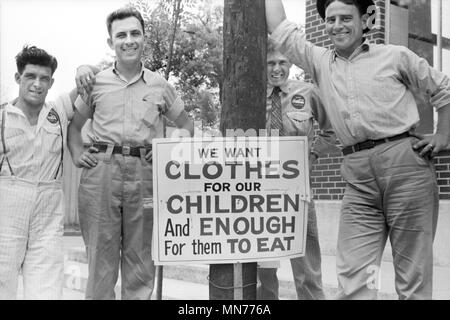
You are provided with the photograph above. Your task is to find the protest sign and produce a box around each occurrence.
[152,136,310,265]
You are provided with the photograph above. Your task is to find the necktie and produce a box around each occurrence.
[271,86,284,136]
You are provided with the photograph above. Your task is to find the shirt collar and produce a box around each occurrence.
[267,80,291,98]
[112,61,146,84]
[331,38,370,62]
[141,68,155,84]
[6,98,50,118]
[5,98,53,130]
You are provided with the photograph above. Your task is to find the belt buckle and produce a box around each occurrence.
[360,140,375,150]
[122,145,131,156]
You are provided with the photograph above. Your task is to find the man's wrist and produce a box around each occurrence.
[310,150,319,161]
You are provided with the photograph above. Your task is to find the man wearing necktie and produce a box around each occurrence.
[257,41,339,300]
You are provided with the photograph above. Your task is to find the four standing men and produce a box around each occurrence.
[68,7,193,299]
[1,0,449,300]
[266,0,450,299]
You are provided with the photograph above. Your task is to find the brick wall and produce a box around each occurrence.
[436,151,450,200]
[304,0,450,200]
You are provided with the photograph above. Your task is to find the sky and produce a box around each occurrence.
[0,0,135,101]
[0,0,306,102]
[3,0,447,103]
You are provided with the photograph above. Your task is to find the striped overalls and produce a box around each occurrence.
[0,102,65,299]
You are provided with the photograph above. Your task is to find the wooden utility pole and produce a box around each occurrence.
[209,0,267,300]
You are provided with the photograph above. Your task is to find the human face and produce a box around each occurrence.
[107,16,144,65]
[15,64,53,108]
[325,1,366,59]
[267,51,292,87]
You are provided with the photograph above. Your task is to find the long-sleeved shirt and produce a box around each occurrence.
[271,20,450,147]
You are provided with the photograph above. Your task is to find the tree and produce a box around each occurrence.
[131,0,223,126]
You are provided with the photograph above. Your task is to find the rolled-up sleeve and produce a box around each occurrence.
[163,82,184,122]
[74,94,94,119]
[398,46,450,110]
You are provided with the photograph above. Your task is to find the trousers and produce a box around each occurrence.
[0,177,64,299]
[336,137,438,300]
[78,151,155,300]
[257,200,325,300]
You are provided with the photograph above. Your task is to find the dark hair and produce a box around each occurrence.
[324,0,367,17]
[106,7,145,36]
[15,45,58,75]
[323,0,375,33]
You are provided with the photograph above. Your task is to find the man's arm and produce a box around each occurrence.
[55,65,101,121]
[397,47,450,156]
[413,104,450,157]
[68,110,98,168]
[143,110,193,163]
[265,0,287,34]
[68,88,78,105]
[76,65,101,94]
[174,110,194,137]
[310,88,340,157]
[162,82,194,137]
[53,88,79,121]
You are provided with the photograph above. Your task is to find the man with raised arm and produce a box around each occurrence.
[265,0,450,299]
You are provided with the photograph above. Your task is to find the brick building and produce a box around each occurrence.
[304,0,450,201]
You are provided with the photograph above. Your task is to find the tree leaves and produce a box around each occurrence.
[131,0,223,127]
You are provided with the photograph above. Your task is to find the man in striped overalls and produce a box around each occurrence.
[0,46,77,299]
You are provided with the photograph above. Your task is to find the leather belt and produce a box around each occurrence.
[342,132,410,156]
[85,143,151,157]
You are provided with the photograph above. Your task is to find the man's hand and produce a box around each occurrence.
[74,146,99,168]
[412,132,449,159]
[76,65,97,95]
[309,152,319,171]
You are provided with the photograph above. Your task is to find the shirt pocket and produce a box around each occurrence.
[286,111,313,136]
[42,124,62,154]
[4,127,26,153]
[138,95,162,129]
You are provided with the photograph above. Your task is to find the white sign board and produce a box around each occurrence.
[152,136,310,265]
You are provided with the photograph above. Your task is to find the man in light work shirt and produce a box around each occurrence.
[0,46,77,299]
[258,41,338,300]
[265,0,450,299]
[68,7,194,300]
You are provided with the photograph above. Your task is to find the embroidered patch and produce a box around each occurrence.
[46,109,59,124]
[291,94,305,109]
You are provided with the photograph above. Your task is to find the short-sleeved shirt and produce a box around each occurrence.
[271,20,450,147]
[0,94,73,181]
[75,64,184,146]
[266,79,337,156]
